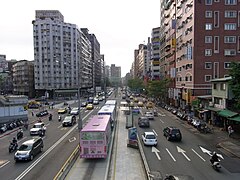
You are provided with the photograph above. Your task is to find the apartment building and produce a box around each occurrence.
[162,0,240,108]
[12,60,35,98]
[33,10,92,97]
[151,27,161,80]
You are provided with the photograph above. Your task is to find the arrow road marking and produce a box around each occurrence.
[199,146,224,160]
[166,148,176,161]
[152,147,161,160]
[177,146,191,161]
[191,148,205,162]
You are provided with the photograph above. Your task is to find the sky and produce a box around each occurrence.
[0,0,160,76]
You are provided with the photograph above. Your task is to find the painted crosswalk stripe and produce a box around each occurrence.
[191,149,206,162]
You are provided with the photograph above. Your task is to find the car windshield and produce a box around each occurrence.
[19,144,32,151]
[172,129,180,134]
[146,135,156,139]
[33,124,42,128]
[64,116,72,121]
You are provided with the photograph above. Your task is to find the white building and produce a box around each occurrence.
[33,10,92,97]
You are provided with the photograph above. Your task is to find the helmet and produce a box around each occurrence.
[13,137,16,140]
[213,151,216,155]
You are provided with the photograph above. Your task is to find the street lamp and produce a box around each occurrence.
[77,61,82,131]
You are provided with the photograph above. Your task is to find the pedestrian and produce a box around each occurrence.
[228,125,233,137]
[32,111,34,116]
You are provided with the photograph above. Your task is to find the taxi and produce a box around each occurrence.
[129,102,134,107]
[86,103,94,110]
[134,98,139,103]
[137,101,144,107]
[146,102,154,109]
[58,107,68,114]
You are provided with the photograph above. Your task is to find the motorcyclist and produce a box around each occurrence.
[12,137,18,146]
[210,151,219,164]
[49,114,52,121]
[58,115,62,122]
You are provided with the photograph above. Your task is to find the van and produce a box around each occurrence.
[14,137,44,161]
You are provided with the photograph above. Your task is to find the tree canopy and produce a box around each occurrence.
[146,78,170,99]
[127,78,144,92]
[229,62,240,109]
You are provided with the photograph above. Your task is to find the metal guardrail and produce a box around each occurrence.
[53,145,80,180]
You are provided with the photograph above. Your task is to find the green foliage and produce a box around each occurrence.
[229,62,240,109]
[127,78,144,91]
[146,78,170,99]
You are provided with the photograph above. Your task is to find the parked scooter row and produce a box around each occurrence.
[0,120,24,134]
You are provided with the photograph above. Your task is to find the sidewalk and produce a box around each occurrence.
[108,109,147,180]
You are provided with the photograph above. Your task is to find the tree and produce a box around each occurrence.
[229,62,240,109]
[127,78,144,92]
[146,78,170,100]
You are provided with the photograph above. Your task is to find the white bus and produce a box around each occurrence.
[98,105,116,126]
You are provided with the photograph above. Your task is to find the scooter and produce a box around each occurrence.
[211,161,221,171]
[9,142,18,153]
[17,131,23,140]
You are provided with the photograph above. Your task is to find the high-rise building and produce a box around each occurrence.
[161,0,240,108]
[110,64,121,86]
[33,10,92,97]
[150,27,161,80]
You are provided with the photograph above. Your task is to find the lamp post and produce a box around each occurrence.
[78,61,82,131]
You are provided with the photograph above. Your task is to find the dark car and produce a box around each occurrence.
[138,117,150,128]
[14,137,44,161]
[36,110,49,117]
[163,127,182,141]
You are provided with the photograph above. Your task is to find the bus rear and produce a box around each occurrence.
[80,115,111,158]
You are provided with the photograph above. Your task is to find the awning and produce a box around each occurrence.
[217,109,238,118]
[229,115,240,122]
[206,107,222,112]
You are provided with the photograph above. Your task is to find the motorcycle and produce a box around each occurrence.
[210,155,221,171]
[17,131,23,140]
[9,142,18,153]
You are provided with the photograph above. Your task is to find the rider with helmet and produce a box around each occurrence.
[210,151,219,164]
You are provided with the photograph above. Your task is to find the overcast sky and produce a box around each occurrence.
[0,0,160,76]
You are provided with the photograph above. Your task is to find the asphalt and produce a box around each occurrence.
[1,100,240,180]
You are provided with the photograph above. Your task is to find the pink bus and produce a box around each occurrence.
[80,115,112,158]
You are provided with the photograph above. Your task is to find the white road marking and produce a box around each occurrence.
[159,119,164,123]
[152,147,161,160]
[166,148,176,161]
[177,146,191,161]
[57,125,62,128]
[152,129,158,136]
[69,137,76,142]
[45,123,50,126]
[0,160,10,169]
[191,149,206,162]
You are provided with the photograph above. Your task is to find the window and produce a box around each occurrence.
[214,11,219,28]
[220,83,226,90]
[205,75,212,82]
[225,11,237,18]
[206,0,212,5]
[224,49,236,56]
[224,36,236,43]
[224,23,237,30]
[224,62,231,69]
[189,76,192,81]
[214,36,219,53]
[225,0,237,5]
[205,11,212,18]
[205,49,212,56]
[205,36,212,43]
[213,83,217,89]
[206,23,212,30]
[205,62,212,69]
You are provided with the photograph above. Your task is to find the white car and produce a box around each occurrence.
[145,111,154,120]
[30,122,46,136]
[70,107,79,115]
[142,132,157,146]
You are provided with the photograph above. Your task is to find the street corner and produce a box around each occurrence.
[217,141,240,158]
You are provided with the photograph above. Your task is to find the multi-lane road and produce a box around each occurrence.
[136,100,240,180]
[0,97,109,180]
